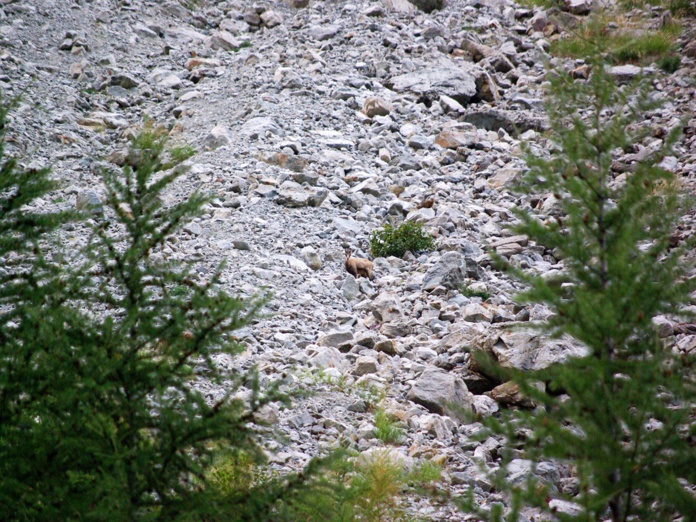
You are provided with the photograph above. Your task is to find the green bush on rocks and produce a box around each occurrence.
[370,221,435,259]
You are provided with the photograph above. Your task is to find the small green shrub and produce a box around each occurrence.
[373,410,406,444]
[370,221,434,258]
[458,284,491,300]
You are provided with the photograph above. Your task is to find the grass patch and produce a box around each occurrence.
[515,0,563,8]
[459,284,491,300]
[406,460,443,488]
[620,0,696,16]
[370,221,435,258]
[373,409,406,444]
[550,12,681,65]
[658,54,681,73]
[667,0,696,16]
[169,144,195,163]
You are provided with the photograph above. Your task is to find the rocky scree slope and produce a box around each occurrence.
[2,0,696,518]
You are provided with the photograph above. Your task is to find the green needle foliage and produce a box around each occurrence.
[460,57,696,521]
[0,109,322,520]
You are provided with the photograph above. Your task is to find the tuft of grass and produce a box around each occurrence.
[515,0,563,8]
[169,144,195,163]
[620,0,696,16]
[370,221,434,259]
[373,409,406,444]
[459,284,491,300]
[356,382,387,410]
[668,0,696,16]
[658,54,681,73]
[406,460,443,487]
[551,12,681,65]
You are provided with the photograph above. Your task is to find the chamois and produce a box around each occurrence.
[345,250,374,280]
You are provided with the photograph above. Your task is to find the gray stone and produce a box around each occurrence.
[308,25,340,41]
[372,292,404,322]
[342,274,361,301]
[204,125,231,149]
[380,321,411,338]
[184,222,203,235]
[158,73,183,89]
[610,64,652,84]
[461,109,549,136]
[415,413,455,442]
[422,252,467,291]
[110,73,139,89]
[75,191,103,214]
[439,95,465,114]
[472,395,499,417]
[362,97,394,117]
[288,412,314,428]
[407,366,473,420]
[385,60,484,106]
[318,331,354,348]
[409,0,445,12]
[240,117,283,139]
[260,10,283,27]
[382,0,417,14]
[233,240,251,250]
[308,346,350,371]
[564,0,593,15]
[374,339,397,355]
[491,329,589,372]
[210,30,242,51]
[300,246,322,271]
[462,303,493,322]
[354,355,378,376]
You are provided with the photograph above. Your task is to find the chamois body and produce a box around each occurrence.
[345,251,374,280]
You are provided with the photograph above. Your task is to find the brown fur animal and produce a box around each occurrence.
[345,251,374,280]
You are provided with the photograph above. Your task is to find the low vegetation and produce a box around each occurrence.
[370,221,435,258]
[373,409,407,444]
[458,283,491,301]
[550,11,681,67]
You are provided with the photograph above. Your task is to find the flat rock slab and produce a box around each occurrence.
[610,64,654,84]
[385,60,483,105]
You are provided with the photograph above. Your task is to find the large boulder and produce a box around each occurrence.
[474,328,589,373]
[371,291,404,323]
[422,252,467,291]
[407,366,473,420]
[385,60,484,106]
